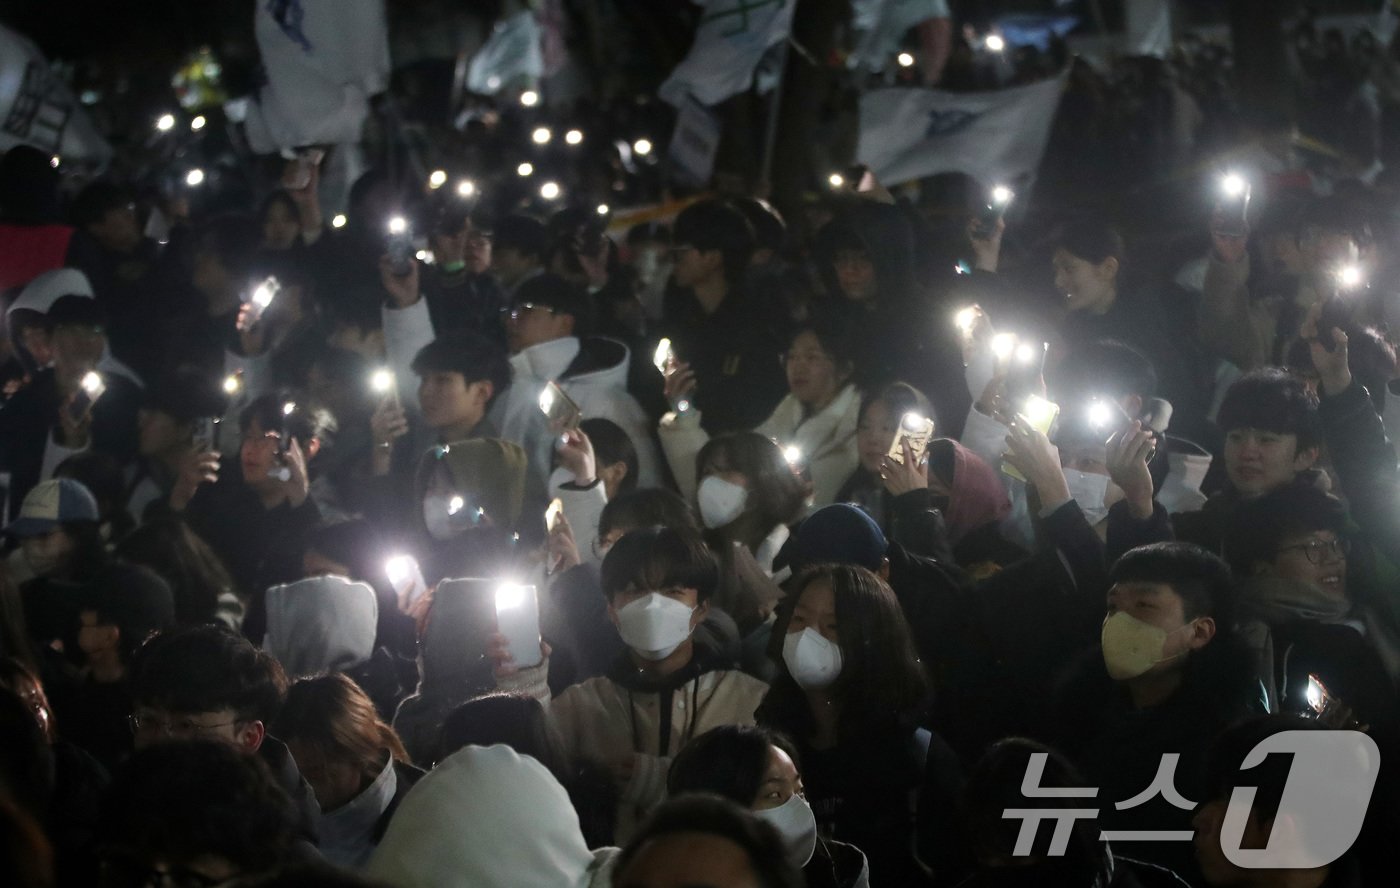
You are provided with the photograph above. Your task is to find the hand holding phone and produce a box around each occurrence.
[66,371,106,426]
[887,412,934,466]
[539,381,582,435]
[1001,395,1059,483]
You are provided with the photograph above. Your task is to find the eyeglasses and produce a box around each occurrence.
[506,302,556,321]
[1278,538,1350,565]
[127,713,240,737]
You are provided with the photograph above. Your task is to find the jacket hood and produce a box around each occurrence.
[366,744,600,888]
[929,438,1011,544]
[511,335,631,390]
[414,438,529,531]
[6,268,144,386]
[262,575,378,677]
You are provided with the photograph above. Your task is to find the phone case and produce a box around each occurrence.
[1002,399,1060,483]
[887,415,935,465]
[428,578,499,672]
[495,583,542,668]
[540,381,582,433]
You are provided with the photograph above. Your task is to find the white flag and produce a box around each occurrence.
[0,24,111,165]
[660,0,796,107]
[244,0,391,154]
[467,9,545,95]
[1124,0,1173,58]
[848,0,951,72]
[857,73,1066,188]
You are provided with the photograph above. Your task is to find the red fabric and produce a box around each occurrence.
[940,439,1011,544]
[0,223,74,292]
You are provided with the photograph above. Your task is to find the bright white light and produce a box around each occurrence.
[783,445,803,466]
[80,372,103,395]
[222,374,242,395]
[653,338,673,373]
[897,52,915,68]
[190,115,207,132]
[517,162,534,177]
[991,185,1014,206]
[596,204,610,216]
[540,181,561,200]
[251,278,278,309]
[155,113,176,132]
[496,583,527,610]
[538,386,555,415]
[1022,395,1059,429]
[1088,401,1114,429]
[901,412,929,432]
[827,172,845,188]
[520,90,540,107]
[985,34,1006,52]
[1221,173,1247,198]
[1015,342,1038,365]
[532,127,552,145]
[282,401,296,416]
[545,499,563,531]
[991,333,1017,362]
[457,179,476,197]
[955,307,978,335]
[387,216,408,236]
[1337,264,1363,288]
[185,168,205,187]
[428,170,447,189]
[1307,675,1325,711]
[415,250,428,261]
[384,555,417,586]
[632,138,653,156]
[371,368,394,394]
[447,495,465,516]
[331,214,347,229]
[49,156,60,169]
[565,129,583,145]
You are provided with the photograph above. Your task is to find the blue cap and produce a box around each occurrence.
[787,504,888,573]
[5,479,100,537]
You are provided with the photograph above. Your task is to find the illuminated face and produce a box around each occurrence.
[239,418,284,487]
[787,578,839,645]
[1263,529,1348,599]
[417,371,489,435]
[1223,427,1313,497]
[752,744,804,812]
[783,331,844,408]
[833,249,876,302]
[1053,248,1117,313]
[1105,581,1205,678]
[857,399,897,473]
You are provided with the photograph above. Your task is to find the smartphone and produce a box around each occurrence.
[426,578,499,675]
[1317,296,1351,351]
[538,381,582,434]
[974,185,1015,239]
[1006,340,1048,403]
[1305,673,1332,717]
[384,554,428,609]
[387,218,415,278]
[545,498,564,533]
[68,372,106,425]
[1002,395,1060,483]
[371,368,400,412]
[240,276,280,330]
[1215,174,1250,237]
[267,402,295,482]
[653,338,674,374]
[495,583,543,668]
[192,417,219,453]
[887,412,935,465]
[1088,397,1158,461]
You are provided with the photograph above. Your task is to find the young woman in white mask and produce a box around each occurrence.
[668,724,871,888]
[491,525,769,843]
[756,564,942,887]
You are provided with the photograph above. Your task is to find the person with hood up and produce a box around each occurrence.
[660,322,860,509]
[366,743,617,888]
[814,201,969,439]
[494,526,769,842]
[0,270,142,521]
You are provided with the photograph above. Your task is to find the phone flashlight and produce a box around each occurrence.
[985,33,1006,52]
[155,113,176,133]
[653,338,673,374]
[81,371,104,397]
[1021,395,1060,433]
[222,373,243,397]
[428,170,447,189]
[828,172,845,189]
[990,184,1014,207]
[387,217,414,276]
[1216,173,1251,236]
[976,187,1015,237]
[1014,342,1038,365]
[1336,264,1364,290]
[532,127,552,145]
[1087,400,1115,430]
[447,495,465,516]
[1220,173,1247,198]
[540,181,562,201]
[241,276,280,329]
[783,445,803,467]
[371,368,394,394]
[496,582,527,610]
[1306,673,1330,715]
[545,499,563,532]
[991,332,1017,364]
[538,386,556,416]
[955,306,979,336]
[457,180,476,198]
[385,554,427,608]
[565,129,583,145]
[185,168,205,188]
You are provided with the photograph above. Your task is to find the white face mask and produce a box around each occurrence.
[616,593,696,660]
[1063,468,1111,525]
[754,792,818,869]
[782,628,843,690]
[698,476,748,529]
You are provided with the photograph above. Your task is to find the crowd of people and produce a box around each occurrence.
[2,7,1400,888]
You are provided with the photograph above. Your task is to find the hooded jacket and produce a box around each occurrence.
[262,575,379,678]
[366,744,616,888]
[499,639,769,842]
[493,334,662,490]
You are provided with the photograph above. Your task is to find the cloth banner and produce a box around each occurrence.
[467,9,545,95]
[660,0,796,107]
[667,97,723,187]
[1125,0,1173,58]
[848,0,951,72]
[857,72,1067,188]
[244,0,391,154]
[0,24,111,165]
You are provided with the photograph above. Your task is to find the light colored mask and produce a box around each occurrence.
[616,593,696,660]
[1063,468,1111,525]
[698,476,748,529]
[1100,611,1190,680]
[755,792,818,868]
[782,628,843,690]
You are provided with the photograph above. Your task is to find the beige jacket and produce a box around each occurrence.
[1199,252,1325,372]
[502,657,769,841]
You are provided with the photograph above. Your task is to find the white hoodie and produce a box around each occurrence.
[366,744,617,888]
[262,575,378,678]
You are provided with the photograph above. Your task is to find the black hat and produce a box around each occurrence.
[81,563,176,641]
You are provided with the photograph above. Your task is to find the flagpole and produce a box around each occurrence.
[759,38,791,195]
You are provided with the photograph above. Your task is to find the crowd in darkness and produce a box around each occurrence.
[2,6,1400,888]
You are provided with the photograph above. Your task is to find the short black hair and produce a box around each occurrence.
[1222,483,1348,574]
[601,526,719,603]
[494,214,548,258]
[673,199,757,286]
[615,794,802,888]
[98,741,296,877]
[1217,368,1322,451]
[598,488,700,539]
[511,272,596,336]
[70,180,135,229]
[1056,219,1126,266]
[668,724,800,805]
[859,381,933,430]
[580,418,638,496]
[410,330,512,399]
[788,320,856,376]
[1111,542,1235,625]
[239,391,332,448]
[1050,339,1159,403]
[129,625,288,724]
[730,197,786,254]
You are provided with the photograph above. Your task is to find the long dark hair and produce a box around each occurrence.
[696,432,806,552]
[758,564,928,741]
[116,519,237,627]
[667,724,800,806]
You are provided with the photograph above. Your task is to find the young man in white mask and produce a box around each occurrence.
[494,525,768,842]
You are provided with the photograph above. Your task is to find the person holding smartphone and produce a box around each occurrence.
[493,526,769,843]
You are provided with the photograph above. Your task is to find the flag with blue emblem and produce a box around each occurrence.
[856,72,1066,188]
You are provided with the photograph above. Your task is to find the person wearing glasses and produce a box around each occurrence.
[127,625,320,844]
[1225,483,1400,736]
